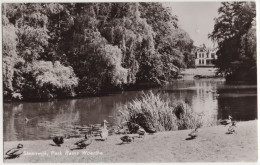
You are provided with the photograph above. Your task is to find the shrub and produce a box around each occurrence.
[21,60,78,100]
[118,91,203,131]
[176,101,204,129]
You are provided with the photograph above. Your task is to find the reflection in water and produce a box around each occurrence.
[4,79,257,141]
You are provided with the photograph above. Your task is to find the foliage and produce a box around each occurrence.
[102,45,128,86]
[2,17,16,92]
[3,2,195,100]
[209,2,256,82]
[118,91,203,131]
[21,61,78,100]
[2,15,20,98]
[176,102,204,129]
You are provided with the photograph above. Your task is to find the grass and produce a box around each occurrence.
[117,91,204,132]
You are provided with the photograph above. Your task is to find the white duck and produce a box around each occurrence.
[100,120,109,141]
[137,127,146,138]
[220,115,232,126]
[188,127,199,139]
[227,121,236,134]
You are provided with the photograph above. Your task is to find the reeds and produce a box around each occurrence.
[117,91,204,131]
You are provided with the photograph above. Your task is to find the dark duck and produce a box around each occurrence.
[127,122,141,133]
[74,134,92,149]
[5,144,24,159]
[135,114,157,134]
[53,136,64,147]
[124,122,147,137]
[120,135,134,144]
[143,123,156,134]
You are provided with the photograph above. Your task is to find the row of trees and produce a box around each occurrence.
[3,3,195,101]
[209,2,256,83]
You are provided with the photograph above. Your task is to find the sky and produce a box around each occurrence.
[165,2,222,48]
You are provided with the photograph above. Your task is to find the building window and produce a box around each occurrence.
[211,53,215,58]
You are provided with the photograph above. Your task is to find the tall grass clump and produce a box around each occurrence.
[118,91,204,132]
[176,101,204,130]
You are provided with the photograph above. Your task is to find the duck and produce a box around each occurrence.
[74,134,92,149]
[124,122,147,137]
[136,126,146,138]
[53,136,64,146]
[213,93,220,97]
[100,120,109,141]
[135,114,157,134]
[25,118,29,123]
[227,121,236,134]
[144,124,157,134]
[120,135,134,144]
[188,127,199,139]
[220,115,232,126]
[127,122,141,134]
[5,144,23,159]
[206,89,217,93]
[114,126,129,135]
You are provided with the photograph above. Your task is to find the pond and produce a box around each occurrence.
[3,79,257,141]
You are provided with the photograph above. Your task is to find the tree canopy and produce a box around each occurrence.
[2,3,195,101]
[209,2,256,82]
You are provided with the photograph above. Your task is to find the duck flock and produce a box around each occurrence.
[5,116,236,159]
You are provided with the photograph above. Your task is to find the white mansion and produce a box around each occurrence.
[194,47,218,67]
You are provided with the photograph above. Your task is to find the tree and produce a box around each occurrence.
[22,61,78,100]
[3,2,195,100]
[209,2,256,82]
[2,14,20,98]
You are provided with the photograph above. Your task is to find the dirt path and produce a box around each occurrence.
[3,120,257,163]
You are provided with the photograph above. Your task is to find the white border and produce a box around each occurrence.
[0,0,259,165]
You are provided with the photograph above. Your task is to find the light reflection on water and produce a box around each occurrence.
[3,79,257,141]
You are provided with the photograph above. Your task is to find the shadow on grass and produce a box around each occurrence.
[225,132,236,135]
[4,155,21,160]
[185,137,196,140]
[70,147,85,151]
[49,143,60,147]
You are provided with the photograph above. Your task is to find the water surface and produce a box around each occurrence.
[3,79,257,141]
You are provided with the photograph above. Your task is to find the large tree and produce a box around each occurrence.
[209,2,256,82]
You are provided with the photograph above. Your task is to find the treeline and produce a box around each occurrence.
[209,2,256,83]
[3,3,194,101]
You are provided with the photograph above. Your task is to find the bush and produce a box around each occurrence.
[176,101,203,129]
[21,60,78,100]
[117,91,203,131]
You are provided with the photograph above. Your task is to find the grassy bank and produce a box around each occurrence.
[4,120,257,163]
[181,68,218,76]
